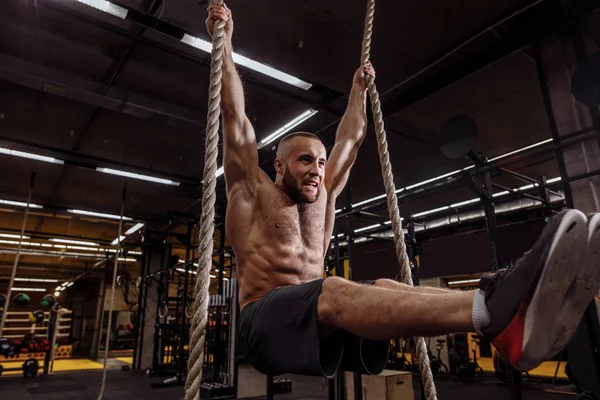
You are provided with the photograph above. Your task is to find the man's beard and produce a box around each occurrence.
[282,167,320,204]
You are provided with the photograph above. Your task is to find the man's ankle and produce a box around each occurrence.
[472,289,491,335]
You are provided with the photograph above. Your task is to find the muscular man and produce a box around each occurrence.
[207,4,600,377]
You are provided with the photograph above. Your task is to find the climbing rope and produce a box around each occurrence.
[0,171,36,339]
[185,0,225,398]
[97,185,127,400]
[360,1,438,399]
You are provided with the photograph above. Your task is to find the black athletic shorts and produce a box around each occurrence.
[237,278,390,378]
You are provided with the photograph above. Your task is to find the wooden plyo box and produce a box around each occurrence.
[345,370,414,400]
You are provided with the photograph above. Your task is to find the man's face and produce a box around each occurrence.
[276,137,327,203]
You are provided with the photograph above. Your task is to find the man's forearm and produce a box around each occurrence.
[337,86,368,143]
[221,40,246,120]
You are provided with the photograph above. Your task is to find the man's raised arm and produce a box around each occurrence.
[206,4,259,194]
[325,62,375,198]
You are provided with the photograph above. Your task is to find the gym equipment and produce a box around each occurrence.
[429,339,449,376]
[439,115,478,159]
[28,310,45,324]
[12,293,30,307]
[22,358,39,378]
[571,51,600,106]
[40,294,56,309]
[0,337,13,356]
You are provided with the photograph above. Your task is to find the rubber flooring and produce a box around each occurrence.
[0,369,577,400]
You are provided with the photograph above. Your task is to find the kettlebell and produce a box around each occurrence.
[13,293,30,307]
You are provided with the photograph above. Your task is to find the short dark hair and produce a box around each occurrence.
[276,131,322,158]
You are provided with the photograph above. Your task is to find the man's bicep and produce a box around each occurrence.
[325,139,359,198]
[223,116,260,189]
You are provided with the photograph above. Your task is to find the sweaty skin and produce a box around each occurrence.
[206,4,375,309]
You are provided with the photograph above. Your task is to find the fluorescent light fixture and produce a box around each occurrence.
[12,287,47,292]
[68,209,132,221]
[75,0,128,19]
[50,238,99,246]
[547,177,562,183]
[111,236,126,246]
[177,268,197,275]
[0,199,43,209]
[118,257,137,262]
[128,250,142,255]
[216,166,224,178]
[0,233,30,239]
[354,224,382,233]
[210,274,217,278]
[55,286,61,291]
[96,167,180,186]
[489,139,553,162]
[0,147,64,165]
[493,191,510,198]
[413,206,450,218]
[181,34,312,90]
[125,223,144,235]
[448,278,480,285]
[260,109,319,145]
[66,282,74,287]
[14,278,59,283]
[450,198,480,208]
[54,291,60,297]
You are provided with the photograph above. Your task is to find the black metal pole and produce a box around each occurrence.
[177,221,193,382]
[532,41,574,208]
[218,227,226,296]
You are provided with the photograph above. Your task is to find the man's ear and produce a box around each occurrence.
[274,158,283,174]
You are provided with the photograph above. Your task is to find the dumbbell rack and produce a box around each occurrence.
[0,307,71,377]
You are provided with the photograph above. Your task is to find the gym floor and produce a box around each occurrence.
[0,369,577,400]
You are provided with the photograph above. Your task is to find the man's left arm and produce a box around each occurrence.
[325,62,374,198]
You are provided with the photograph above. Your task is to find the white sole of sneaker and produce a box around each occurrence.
[517,209,590,371]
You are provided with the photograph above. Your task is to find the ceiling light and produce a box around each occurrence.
[54,291,60,297]
[118,257,137,262]
[50,238,99,246]
[13,278,59,283]
[448,278,480,285]
[215,166,224,178]
[181,34,312,90]
[75,0,128,19]
[0,233,30,239]
[12,287,47,292]
[489,139,553,162]
[0,147,64,165]
[111,236,126,246]
[450,198,480,208]
[177,268,197,275]
[55,286,61,291]
[66,282,74,287]
[124,223,144,235]
[354,224,382,233]
[546,177,562,183]
[68,209,132,221]
[0,199,43,209]
[413,206,450,218]
[96,167,180,186]
[128,250,142,255]
[260,109,319,145]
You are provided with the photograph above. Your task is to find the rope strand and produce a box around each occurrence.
[361,1,437,399]
[97,185,127,400]
[185,1,225,398]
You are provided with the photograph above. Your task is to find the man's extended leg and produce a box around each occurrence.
[318,209,600,371]
[374,278,459,294]
[318,278,475,338]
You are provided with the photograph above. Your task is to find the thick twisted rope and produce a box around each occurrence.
[0,171,35,339]
[360,1,437,399]
[97,186,126,400]
[185,1,225,399]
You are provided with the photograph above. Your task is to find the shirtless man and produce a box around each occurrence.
[207,4,600,377]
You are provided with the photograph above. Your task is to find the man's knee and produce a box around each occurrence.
[374,278,396,288]
[317,276,350,325]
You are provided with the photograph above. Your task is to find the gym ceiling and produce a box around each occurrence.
[0,0,599,281]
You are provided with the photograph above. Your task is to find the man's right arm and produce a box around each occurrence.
[208,4,259,195]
